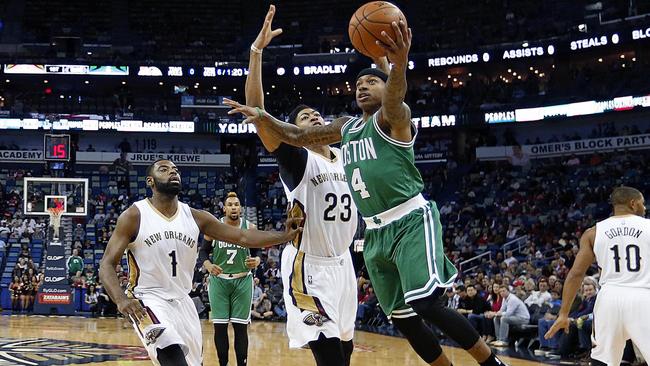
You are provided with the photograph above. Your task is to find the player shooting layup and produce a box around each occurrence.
[225,16,507,366]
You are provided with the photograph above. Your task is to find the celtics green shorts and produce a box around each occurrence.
[208,273,253,324]
[363,196,458,318]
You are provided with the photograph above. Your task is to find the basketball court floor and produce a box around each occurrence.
[0,315,553,365]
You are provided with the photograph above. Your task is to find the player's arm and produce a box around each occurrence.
[545,227,596,339]
[376,20,412,141]
[191,208,301,248]
[224,98,348,146]
[246,5,284,152]
[244,223,262,269]
[198,235,222,275]
[98,206,147,322]
[373,56,390,74]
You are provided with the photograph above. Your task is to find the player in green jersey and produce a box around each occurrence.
[199,192,261,366]
[224,17,507,366]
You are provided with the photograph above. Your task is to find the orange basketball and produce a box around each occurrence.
[348,1,407,59]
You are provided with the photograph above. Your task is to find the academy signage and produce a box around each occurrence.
[0,150,44,162]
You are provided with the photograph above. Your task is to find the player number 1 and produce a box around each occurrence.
[168,250,178,277]
[351,168,370,199]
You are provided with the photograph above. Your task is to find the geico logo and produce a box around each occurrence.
[46,256,64,261]
[44,276,66,282]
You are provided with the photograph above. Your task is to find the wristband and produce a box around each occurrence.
[255,107,264,119]
[250,45,263,54]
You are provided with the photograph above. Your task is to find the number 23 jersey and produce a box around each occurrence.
[282,147,358,257]
[127,199,200,300]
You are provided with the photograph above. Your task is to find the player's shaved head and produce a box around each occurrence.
[610,186,643,206]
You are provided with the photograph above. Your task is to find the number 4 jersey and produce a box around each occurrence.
[282,147,358,257]
[594,215,650,289]
[126,199,201,300]
[340,113,424,218]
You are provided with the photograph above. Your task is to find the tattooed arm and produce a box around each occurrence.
[224,98,349,146]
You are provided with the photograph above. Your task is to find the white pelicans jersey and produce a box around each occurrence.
[282,147,358,257]
[594,215,650,289]
[126,199,200,300]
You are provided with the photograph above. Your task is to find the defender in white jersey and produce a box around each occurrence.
[99,159,301,366]
[546,186,650,365]
[240,7,366,365]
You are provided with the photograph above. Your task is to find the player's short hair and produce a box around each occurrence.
[610,186,643,205]
[146,158,170,177]
[226,192,238,200]
[287,104,314,125]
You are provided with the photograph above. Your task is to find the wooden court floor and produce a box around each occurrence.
[0,315,549,365]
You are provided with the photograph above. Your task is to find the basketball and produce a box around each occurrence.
[348,1,407,59]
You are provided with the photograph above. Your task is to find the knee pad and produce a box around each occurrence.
[392,316,442,363]
[409,295,480,350]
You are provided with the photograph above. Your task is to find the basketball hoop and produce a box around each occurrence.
[47,207,64,242]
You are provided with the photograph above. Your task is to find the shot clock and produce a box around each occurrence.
[44,134,71,161]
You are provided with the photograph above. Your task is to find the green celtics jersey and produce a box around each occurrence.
[211,218,251,274]
[340,113,424,217]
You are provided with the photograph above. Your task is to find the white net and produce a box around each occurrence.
[48,208,63,241]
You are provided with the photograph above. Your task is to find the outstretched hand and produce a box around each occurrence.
[223,98,263,124]
[252,5,283,51]
[375,20,411,69]
[544,314,570,339]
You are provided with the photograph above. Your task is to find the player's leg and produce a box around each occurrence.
[209,276,232,366]
[339,251,358,366]
[590,287,627,365]
[157,344,189,366]
[363,229,450,365]
[309,333,347,366]
[230,275,254,366]
[396,202,505,365]
[131,295,191,366]
[621,287,650,363]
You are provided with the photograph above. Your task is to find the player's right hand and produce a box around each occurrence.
[205,263,223,276]
[117,298,147,324]
[252,5,283,51]
[223,98,262,125]
[284,217,303,240]
[544,314,570,339]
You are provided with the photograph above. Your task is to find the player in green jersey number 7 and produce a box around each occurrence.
[224,18,507,366]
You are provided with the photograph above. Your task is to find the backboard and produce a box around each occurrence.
[24,177,88,216]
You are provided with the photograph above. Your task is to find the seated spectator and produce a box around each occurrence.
[251,290,273,320]
[460,285,491,337]
[445,287,460,309]
[357,284,379,324]
[490,285,530,347]
[556,279,598,359]
[524,278,552,308]
[85,285,99,317]
[252,277,263,305]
